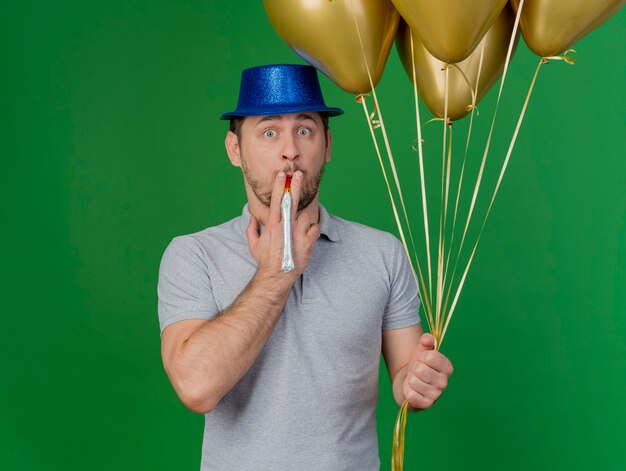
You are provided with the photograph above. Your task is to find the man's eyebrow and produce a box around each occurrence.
[255,113,317,125]
[256,115,280,124]
[295,113,316,122]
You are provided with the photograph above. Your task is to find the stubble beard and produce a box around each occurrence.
[240,154,325,211]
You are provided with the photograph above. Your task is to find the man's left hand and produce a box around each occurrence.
[403,333,454,411]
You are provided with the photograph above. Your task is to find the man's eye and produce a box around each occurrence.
[264,130,276,138]
[298,128,311,136]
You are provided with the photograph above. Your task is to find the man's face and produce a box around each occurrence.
[229,112,331,210]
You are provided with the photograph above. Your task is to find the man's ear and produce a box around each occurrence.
[225,131,241,167]
[324,129,333,163]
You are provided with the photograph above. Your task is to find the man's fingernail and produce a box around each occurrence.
[294,171,303,180]
[277,171,285,179]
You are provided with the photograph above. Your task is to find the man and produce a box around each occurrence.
[158,64,453,470]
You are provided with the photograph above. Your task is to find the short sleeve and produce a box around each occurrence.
[382,238,421,330]
[157,236,220,333]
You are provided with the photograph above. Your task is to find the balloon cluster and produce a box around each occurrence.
[264,2,624,470]
[265,0,625,120]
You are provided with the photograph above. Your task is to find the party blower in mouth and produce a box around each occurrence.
[281,176,295,273]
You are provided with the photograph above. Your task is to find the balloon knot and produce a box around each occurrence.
[412,137,426,151]
[541,49,576,66]
[466,104,480,116]
[355,93,371,104]
[562,49,577,65]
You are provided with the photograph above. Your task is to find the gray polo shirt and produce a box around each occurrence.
[158,204,420,471]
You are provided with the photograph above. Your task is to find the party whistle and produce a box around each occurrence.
[280,176,294,273]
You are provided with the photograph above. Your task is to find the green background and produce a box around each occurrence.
[2,1,625,470]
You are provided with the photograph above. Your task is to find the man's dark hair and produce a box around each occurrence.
[229,113,330,146]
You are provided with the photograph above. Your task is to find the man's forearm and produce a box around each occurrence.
[167,271,291,413]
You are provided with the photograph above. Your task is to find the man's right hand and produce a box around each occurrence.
[162,170,319,413]
[246,170,320,291]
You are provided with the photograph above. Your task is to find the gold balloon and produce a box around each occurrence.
[263,0,399,94]
[391,0,508,63]
[396,3,520,121]
[510,0,625,57]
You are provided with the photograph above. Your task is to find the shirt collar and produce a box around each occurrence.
[239,203,340,242]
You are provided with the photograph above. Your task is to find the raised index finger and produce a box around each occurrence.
[289,170,303,218]
[268,171,287,224]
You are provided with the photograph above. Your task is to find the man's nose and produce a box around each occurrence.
[281,134,299,161]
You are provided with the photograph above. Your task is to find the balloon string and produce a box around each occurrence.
[442,66,450,227]
[350,2,426,313]
[442,68,453,293]
[440,124,454,312]
[448,42,484,272]
[440,0,525,346]
[454,0,525,274]
[355,96,406,252]
[356,94,431,322]
[434,66,451,339]
[391,399,409,471]
[366,99,382,129]
[424,116,452,127]
[351,4,434,325]
[390,31,439,471]
[446,63,478,112]
[440,50,575,346]
[442,41,485,319]
[410,30,434,313]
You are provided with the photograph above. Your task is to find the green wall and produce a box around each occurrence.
[2,2,624,470]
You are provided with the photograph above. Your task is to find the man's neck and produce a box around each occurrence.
[248,196,320,227]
